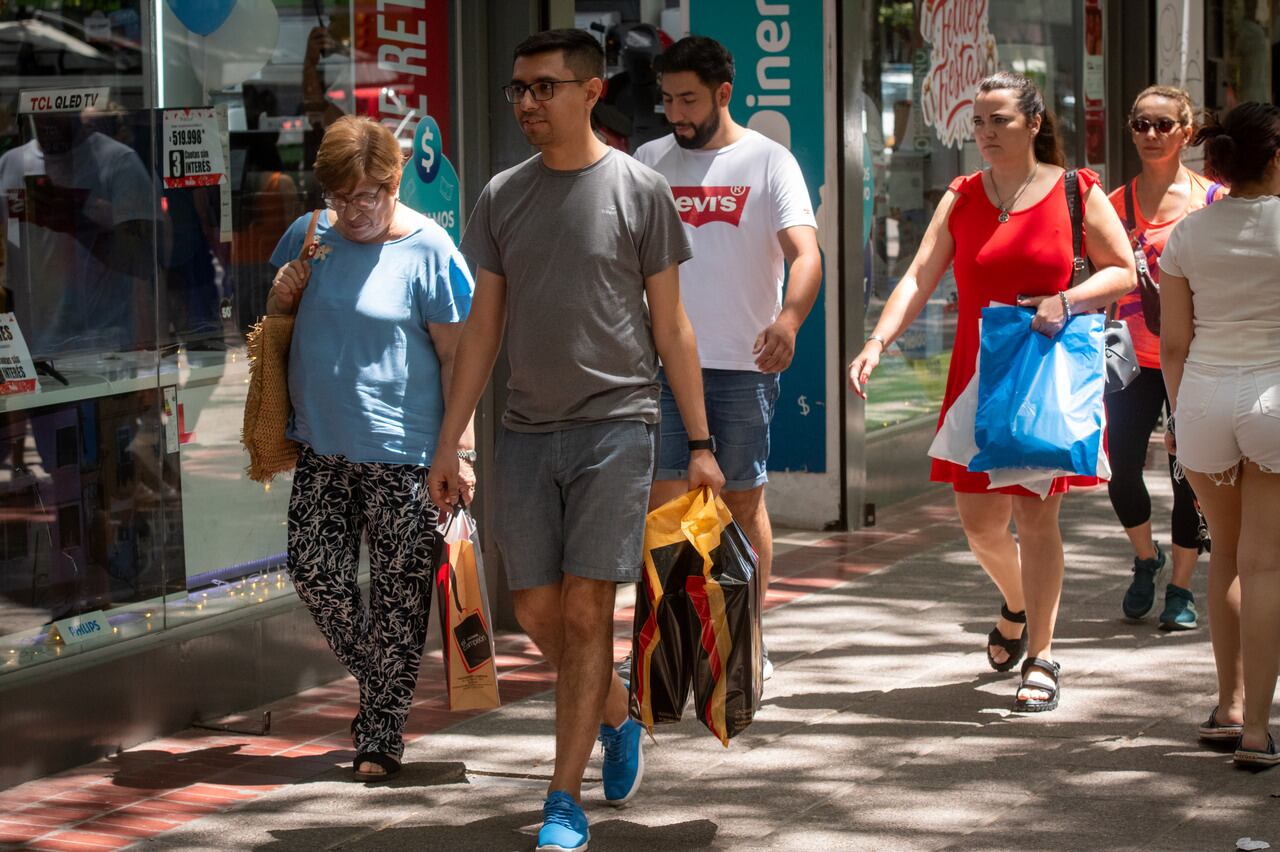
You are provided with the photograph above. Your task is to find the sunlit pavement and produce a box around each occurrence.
[3,462,1277,851]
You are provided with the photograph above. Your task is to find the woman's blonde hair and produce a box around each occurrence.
[313,115,404,193]
[1129,85,1196,128]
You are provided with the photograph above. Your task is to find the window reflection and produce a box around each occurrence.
[0,0,402,672]
[1208,0,1278,110]
[863,0,1083,432]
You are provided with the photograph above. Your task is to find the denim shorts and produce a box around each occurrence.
[1175,360,1280,481]
[492,420,656,590]
[655,368,780,491]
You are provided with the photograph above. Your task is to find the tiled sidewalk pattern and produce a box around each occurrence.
[0,489,962,851]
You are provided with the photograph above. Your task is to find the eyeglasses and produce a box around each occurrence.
[502,79,588,104]
[1129,117,1182,135]
[323,187,383,213]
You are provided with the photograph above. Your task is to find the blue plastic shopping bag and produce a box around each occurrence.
[970,306,1106,476]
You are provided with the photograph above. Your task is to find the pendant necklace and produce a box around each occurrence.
[992,163,1039,223]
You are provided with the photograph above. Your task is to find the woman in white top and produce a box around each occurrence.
[1159,101,1280,767]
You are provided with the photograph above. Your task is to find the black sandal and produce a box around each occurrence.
[353,751,401,782]
[1012,657,1061,713]
[986,603,1027,672]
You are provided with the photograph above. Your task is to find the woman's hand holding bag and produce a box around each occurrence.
[242,210,321,483]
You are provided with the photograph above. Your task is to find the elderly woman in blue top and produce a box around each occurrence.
[267,115,475,781]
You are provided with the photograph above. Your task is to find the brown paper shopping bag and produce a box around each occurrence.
[436,504,500,711]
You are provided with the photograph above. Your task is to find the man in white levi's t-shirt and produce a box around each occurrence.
[633,35,822,678]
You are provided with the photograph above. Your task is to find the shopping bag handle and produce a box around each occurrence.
[437,497,470,538]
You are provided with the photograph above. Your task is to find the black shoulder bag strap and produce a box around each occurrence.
[1122,180,1138,233]
[1064,170,1088,289]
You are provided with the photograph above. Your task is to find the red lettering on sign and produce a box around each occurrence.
[920,0,999,148]
[354,0,450,157]
[670,186,750,227]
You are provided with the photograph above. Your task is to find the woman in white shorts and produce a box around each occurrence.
[1159,101,1280,767]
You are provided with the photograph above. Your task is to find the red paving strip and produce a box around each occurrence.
[0,487,958,850]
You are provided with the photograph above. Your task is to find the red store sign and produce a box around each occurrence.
[353,0,451,155]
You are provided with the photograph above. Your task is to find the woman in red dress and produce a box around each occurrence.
[848,72,1135,712]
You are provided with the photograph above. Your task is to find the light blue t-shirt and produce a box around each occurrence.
[270,211,474,466]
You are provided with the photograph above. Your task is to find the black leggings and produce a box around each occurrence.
[1104,367,1202,549]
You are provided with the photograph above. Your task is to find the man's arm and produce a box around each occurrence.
[754,224,821,372]
[427,266,507,509]
[646,263,725,496]
[428,320,476,495]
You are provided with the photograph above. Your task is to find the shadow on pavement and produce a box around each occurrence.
[254,815,719,851]
[107,746,466,790]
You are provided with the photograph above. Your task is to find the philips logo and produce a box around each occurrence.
[68,620,101,637]
[671,186,751,227]
[52,611,110,644]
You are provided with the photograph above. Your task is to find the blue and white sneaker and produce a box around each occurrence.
[1159,583,1198,630]
[598,717,644,806]
[536,791,588,852]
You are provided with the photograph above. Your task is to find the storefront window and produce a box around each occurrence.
[1207,0,1278,110]
[862,0,1084,433]
[0,0,459,673]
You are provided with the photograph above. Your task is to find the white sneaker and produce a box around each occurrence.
[762,645,774,681]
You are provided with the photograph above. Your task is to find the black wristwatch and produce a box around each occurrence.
[688,437,717,454]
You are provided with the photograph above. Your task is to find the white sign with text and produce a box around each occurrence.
[920,0,1000,149]
[0,313,38,396]
[162,108,227,189]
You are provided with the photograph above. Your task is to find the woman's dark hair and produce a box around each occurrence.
[976,71,1066,168]
[1195,101,1280,186]
[513,28,605,80]
[655,36,735,88]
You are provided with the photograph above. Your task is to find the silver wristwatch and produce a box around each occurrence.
[456,449,477,464]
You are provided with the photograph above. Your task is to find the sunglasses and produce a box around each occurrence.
[1129,117,1182,135]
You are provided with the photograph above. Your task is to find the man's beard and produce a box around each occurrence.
[672,110,720,149]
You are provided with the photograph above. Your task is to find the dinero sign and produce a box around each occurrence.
[919,0,999,148]
[690,0,827,474]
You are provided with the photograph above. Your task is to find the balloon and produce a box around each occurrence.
[188,0,280,93]
[165,0,236,37]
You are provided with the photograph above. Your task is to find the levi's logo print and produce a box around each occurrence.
[672,186,750,227]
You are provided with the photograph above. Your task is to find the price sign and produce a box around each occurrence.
[0,313,37,396]
[162,108,227,189]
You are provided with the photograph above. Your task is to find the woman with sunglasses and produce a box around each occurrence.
[267,115,475,781]
[1104,86,1216,632]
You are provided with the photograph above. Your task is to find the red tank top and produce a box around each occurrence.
[931,168,1104,496]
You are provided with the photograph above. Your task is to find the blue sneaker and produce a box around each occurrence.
[598,718,644,806]
[1159,583,1198,630]
[1122,543,1167,620]
[536,791,588,852]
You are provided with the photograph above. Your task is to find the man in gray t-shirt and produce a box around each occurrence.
[461,144,685,431]
[428,28,722,852]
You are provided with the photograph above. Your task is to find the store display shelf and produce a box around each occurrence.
[0,346,250,414]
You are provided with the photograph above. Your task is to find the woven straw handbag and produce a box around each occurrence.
[242,210,321,482]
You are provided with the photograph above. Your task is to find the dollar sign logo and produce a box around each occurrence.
[798,395,810,416]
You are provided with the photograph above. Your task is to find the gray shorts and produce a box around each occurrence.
[492,420,656,590]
